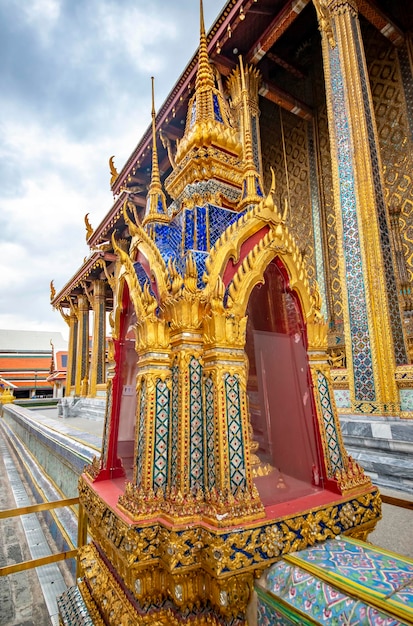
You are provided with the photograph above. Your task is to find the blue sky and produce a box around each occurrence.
[0,0,225,338]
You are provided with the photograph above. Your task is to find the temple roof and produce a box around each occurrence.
[58,0,408,299]
[0,329,67,352]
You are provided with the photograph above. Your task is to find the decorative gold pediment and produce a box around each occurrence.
[203,172,313,322]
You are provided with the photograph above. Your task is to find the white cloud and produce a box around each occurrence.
[0,0,226,333]
[18,0,61,44]
[96,2,178,74]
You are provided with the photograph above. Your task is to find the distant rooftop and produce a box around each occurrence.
[0,330,68,352]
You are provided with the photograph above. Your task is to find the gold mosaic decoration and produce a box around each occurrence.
[364,25,413,348]
[78,475,381,622]
[260,99,316,283]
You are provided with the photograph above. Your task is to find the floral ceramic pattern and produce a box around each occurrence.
[261,537,413,625]
[264,556,409,625]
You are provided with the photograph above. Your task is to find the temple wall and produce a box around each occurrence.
[339,413,413,493]
[363,25,413,355]
[260,27,413,413]
[2,405,95,498]
[0,408,89,577]
[260,98,316,283]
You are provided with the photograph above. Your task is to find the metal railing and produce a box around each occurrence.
[0,497,85,577]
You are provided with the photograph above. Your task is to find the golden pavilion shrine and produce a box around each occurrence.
[51,0,413,623]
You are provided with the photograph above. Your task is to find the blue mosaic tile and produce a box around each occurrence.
[256,176,263,197]
[208,204,242,248]
[189,357,204,491]
[328,37,375,402]
[205,376,216,491]
[134,263,155,295]
[224,374,246,490]
[153,379,170,492]
[317,371,343,475]
[136,380,146,488]
[196,205,208,251]
[184,208,195,250]
[170,360,179,489]
[213,93,223,123]
[251,114,261,174]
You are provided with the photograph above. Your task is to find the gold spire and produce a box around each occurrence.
[164,0,243,204]
[238,55,264,209]
[196,0,215,94]
[143,76,169,227]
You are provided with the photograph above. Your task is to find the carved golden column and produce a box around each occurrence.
[315,0,408,413]
[75,294,90,397]
[65,304,78,395]
[307,303,348,481]
[88,280,106,397]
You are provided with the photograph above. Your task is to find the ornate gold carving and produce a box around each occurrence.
[328,349,346,368]
[159,129,176,169]
[77,580,105,626]
[325,0,358,17]
[84,212,94,241]
[307,281,329,351]
[365,27,413,352]
[335,456,372,494]
[50,280,56,301]
[109,155,119,186]
[84,456,101,481]
[313,0,336,49]
[123,201,170,300]
[78,475,381,623]
[143,77,169,226]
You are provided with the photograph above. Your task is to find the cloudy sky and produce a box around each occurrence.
[0,0,226,340]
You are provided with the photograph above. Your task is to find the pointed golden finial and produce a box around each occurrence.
[196,0,215,92]
[143,77,169,228]
[150,77,161,188]
[239,55,255,167]
[238,55,264,209]
[164,0,243,203]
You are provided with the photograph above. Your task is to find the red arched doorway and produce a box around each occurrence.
[246,258,324,505]
[114,292,137,481]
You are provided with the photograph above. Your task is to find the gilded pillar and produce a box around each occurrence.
[66,305,78,395]
[307,304,347,481]
[169,330,204,500]
[75,294,90,396]
[134,346,171,496]
[88,280,106,397]
[308,119,329,321]
[315,0,408,413]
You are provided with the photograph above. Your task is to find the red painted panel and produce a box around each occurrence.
[222,225,270,288]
